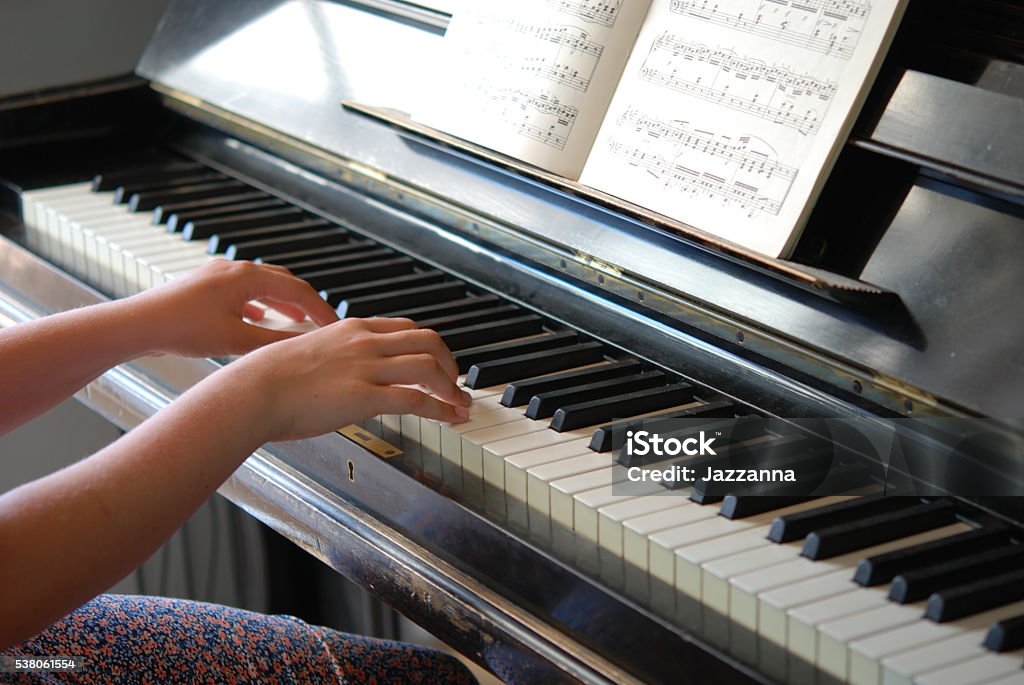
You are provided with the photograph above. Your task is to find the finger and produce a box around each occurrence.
[242,303,266,321]
[372,354,470,407]
[258,298,308,323]
[371,329,458,381]
[259,263,294,276]
[357,317,418,334]
[236,323,300,351]
[248,270,338,327]
[377,386,470,423]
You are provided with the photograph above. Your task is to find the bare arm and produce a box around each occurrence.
[0,260,337,437]
[0,262,471,649]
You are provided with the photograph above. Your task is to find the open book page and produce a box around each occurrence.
[415,0,653,179]
[578,0,909,257]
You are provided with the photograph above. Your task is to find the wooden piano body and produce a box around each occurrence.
[1,1,1022,683]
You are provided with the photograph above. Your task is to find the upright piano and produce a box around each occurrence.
[1,1,1022,683]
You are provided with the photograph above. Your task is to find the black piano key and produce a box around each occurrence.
[890,545,1024,604]
[152,191,266,224]
[205,220,333,253]
[254,239,379,266]
[526,371,666,420]
[224,229,347,261]
[767,495,919,544]
[924,568,1024,623]
[588,400,742,452]
[92,161,205,192]
[854,526,1009,587]
[501,359,640,406]
[551,382,698,433]
[715,461,874,508]
[441,316,546,352]
[465,342,605,389]
[166,198,286,232]
[689,435,832,503]
[272,247,393,273]
[337,280,466,317]
[113,172,217,203]
[320,270,447,307]
[182,207,306,240]
[985,614,1024,652]
[128,180,245,211]
[299,257,414,290]
[417,305,521,331]
[801,500,957,561]
[720,496,817,520]
[381,294,501,321]
[455,330,577,374]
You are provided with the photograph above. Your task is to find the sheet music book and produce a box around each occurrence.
[415,0,908,258]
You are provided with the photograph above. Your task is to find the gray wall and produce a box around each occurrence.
[0,0,172,98]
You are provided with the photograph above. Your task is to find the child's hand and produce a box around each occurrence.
[127,260,338,358]
[224,316,472,442]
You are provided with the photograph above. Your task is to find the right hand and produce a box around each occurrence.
[224,317,472,443]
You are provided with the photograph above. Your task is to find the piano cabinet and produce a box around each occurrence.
[1,1,1022,683]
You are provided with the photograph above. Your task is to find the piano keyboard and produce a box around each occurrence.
[16,157,1024,685]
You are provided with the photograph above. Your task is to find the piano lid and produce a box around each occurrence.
[135,0,1024,423]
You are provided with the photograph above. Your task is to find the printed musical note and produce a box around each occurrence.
[669,0,872,60]
[546,0,624,28]
[606,108,797,216]
[490,20,605,91]
[640,34,838,134]
[467,85,580,150]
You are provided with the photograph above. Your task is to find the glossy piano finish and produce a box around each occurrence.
[0,227,769,685]
[135,0,1024,423]
[7,150,1023,684]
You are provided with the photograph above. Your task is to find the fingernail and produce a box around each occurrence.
[454,405,470,420]
[461,390,472,405]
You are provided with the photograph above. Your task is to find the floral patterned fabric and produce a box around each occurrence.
[2,595,477,684]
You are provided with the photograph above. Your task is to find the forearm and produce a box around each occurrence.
[0,299,158,436]
[0,363,267,649]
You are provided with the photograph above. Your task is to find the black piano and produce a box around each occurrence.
[1,1,1022,683]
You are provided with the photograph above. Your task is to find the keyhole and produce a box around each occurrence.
[347,460,355,482]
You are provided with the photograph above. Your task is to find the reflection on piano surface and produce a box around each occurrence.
[1,0,1022,683]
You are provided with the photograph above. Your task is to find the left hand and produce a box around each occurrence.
[125,259,339,358]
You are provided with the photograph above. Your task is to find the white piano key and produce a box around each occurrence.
[504,439,592,530]
[418,376,503,456]
[915,649,1024,685]
[573,478,668,546]
[28,186,99,257]
[441,405,523,462]
[139,252,213,290]
[882,634,983,685]
[479,400,703,513]
[677,498,844,605]
[737,523,963,619]
[597,495,684,559]
[467,417,552,513]
[817,603,926,681]
[481,424,599,509]
[80,218,155,283]
[545,465,631,539]
[788,591,891,666]
[121,241,209,292]
[622,502,715,577]
[700,542,796,619]
[527,451,614,519]
[779,524,970,675]
[977,671,1024,685]
[848,599,1024,685]
[759,568,852,646]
